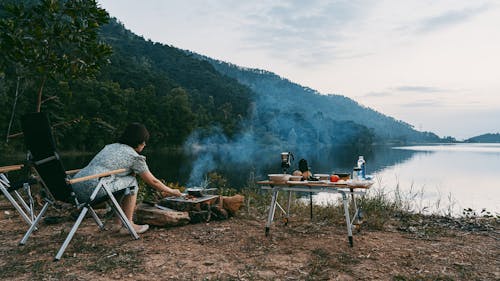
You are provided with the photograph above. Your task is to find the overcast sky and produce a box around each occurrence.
[98,0,500,140]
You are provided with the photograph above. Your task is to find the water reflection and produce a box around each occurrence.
[376,143,500,215]
[394,143,500,153]
[141,145,417,188]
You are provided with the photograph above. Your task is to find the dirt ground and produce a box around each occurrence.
[0,200,498,281]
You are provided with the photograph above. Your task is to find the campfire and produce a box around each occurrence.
[135,186,245,227]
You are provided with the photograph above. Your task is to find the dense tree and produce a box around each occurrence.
[465,133,500,143]
[0,0,111,112]
[0,17,255,152]
[161,87,196,144]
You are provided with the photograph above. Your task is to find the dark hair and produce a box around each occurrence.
[117,123,150,148]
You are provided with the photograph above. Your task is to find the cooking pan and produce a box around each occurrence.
[186,187,217,197]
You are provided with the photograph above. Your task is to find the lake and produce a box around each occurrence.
[3,143,498,216]
[313,143,500,216]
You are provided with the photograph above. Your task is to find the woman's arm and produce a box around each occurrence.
[139,171,182,197]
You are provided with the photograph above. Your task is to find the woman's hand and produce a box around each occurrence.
[140,171,183,197]
[161,188,182,198]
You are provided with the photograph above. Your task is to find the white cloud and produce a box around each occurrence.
[416,3,492,33]
[394,86,445,93]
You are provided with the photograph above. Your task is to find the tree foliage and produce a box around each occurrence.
[0,0,111,112]
[0,17,254,152]
[465,133,500,143]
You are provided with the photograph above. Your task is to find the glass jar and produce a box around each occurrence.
[353,167,361,181]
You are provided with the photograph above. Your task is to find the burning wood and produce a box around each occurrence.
[134,203,190,227]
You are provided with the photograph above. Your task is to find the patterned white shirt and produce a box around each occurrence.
[72,143,149,202]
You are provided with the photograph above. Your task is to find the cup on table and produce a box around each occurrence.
[353,167,361,181]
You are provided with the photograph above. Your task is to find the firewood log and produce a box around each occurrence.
[135,203,190,227]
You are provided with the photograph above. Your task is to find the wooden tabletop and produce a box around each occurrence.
[256,179,373,189]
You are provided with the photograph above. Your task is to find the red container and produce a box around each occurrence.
[330,175,340,182]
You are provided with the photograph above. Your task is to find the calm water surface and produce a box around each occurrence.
[373,143,500,215]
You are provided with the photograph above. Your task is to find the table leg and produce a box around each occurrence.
[284,190,292,225]
[341,191,353,247]
[351,190,365,233]
[350,188,360,225]
[309,187,313,220]
[265,189,279,237]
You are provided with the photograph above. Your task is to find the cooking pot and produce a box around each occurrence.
[334,172,351,180]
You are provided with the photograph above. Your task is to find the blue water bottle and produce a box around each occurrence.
[357,156,365,179]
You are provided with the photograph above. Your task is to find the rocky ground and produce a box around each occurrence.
[0,200,498,281]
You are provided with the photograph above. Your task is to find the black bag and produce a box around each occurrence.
[298,159,309,172]
[298,159,318,181]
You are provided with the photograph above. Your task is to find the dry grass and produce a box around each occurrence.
[0,180,498,281]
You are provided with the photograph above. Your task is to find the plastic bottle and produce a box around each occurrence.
[357,156,366,179]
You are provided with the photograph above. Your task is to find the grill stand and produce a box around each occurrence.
[160,195,220,223]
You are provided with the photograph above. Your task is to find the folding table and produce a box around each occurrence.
[257,179,373,247]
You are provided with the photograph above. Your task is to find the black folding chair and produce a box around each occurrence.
[19,112,139,261]
[0,164,38,226]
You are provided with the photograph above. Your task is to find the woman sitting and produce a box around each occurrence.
[72,123,182,234]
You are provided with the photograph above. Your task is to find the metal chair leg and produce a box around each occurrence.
[88,206,104,230]
[54,207,89,261]
[13,190,33,219]
[102,185,139,240]
[1,184,33,225]
[20,202,50,245]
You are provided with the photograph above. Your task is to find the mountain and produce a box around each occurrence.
[194,57,441,144]
[97,20,254,139]
[1,18,441,154]
[0,19,255,151]
[98,20,376,149]
[465,133,500,143]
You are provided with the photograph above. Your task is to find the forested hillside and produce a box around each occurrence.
[1,19,254,151]
[200,58,441,144]
[465,133,500,143]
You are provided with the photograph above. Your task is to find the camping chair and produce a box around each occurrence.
[19,112,139,261]
[0,164,38,226]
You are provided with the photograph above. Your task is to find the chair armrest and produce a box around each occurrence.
[67,168,128,185]
[65,169,81,175]
[0,164,24,174]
